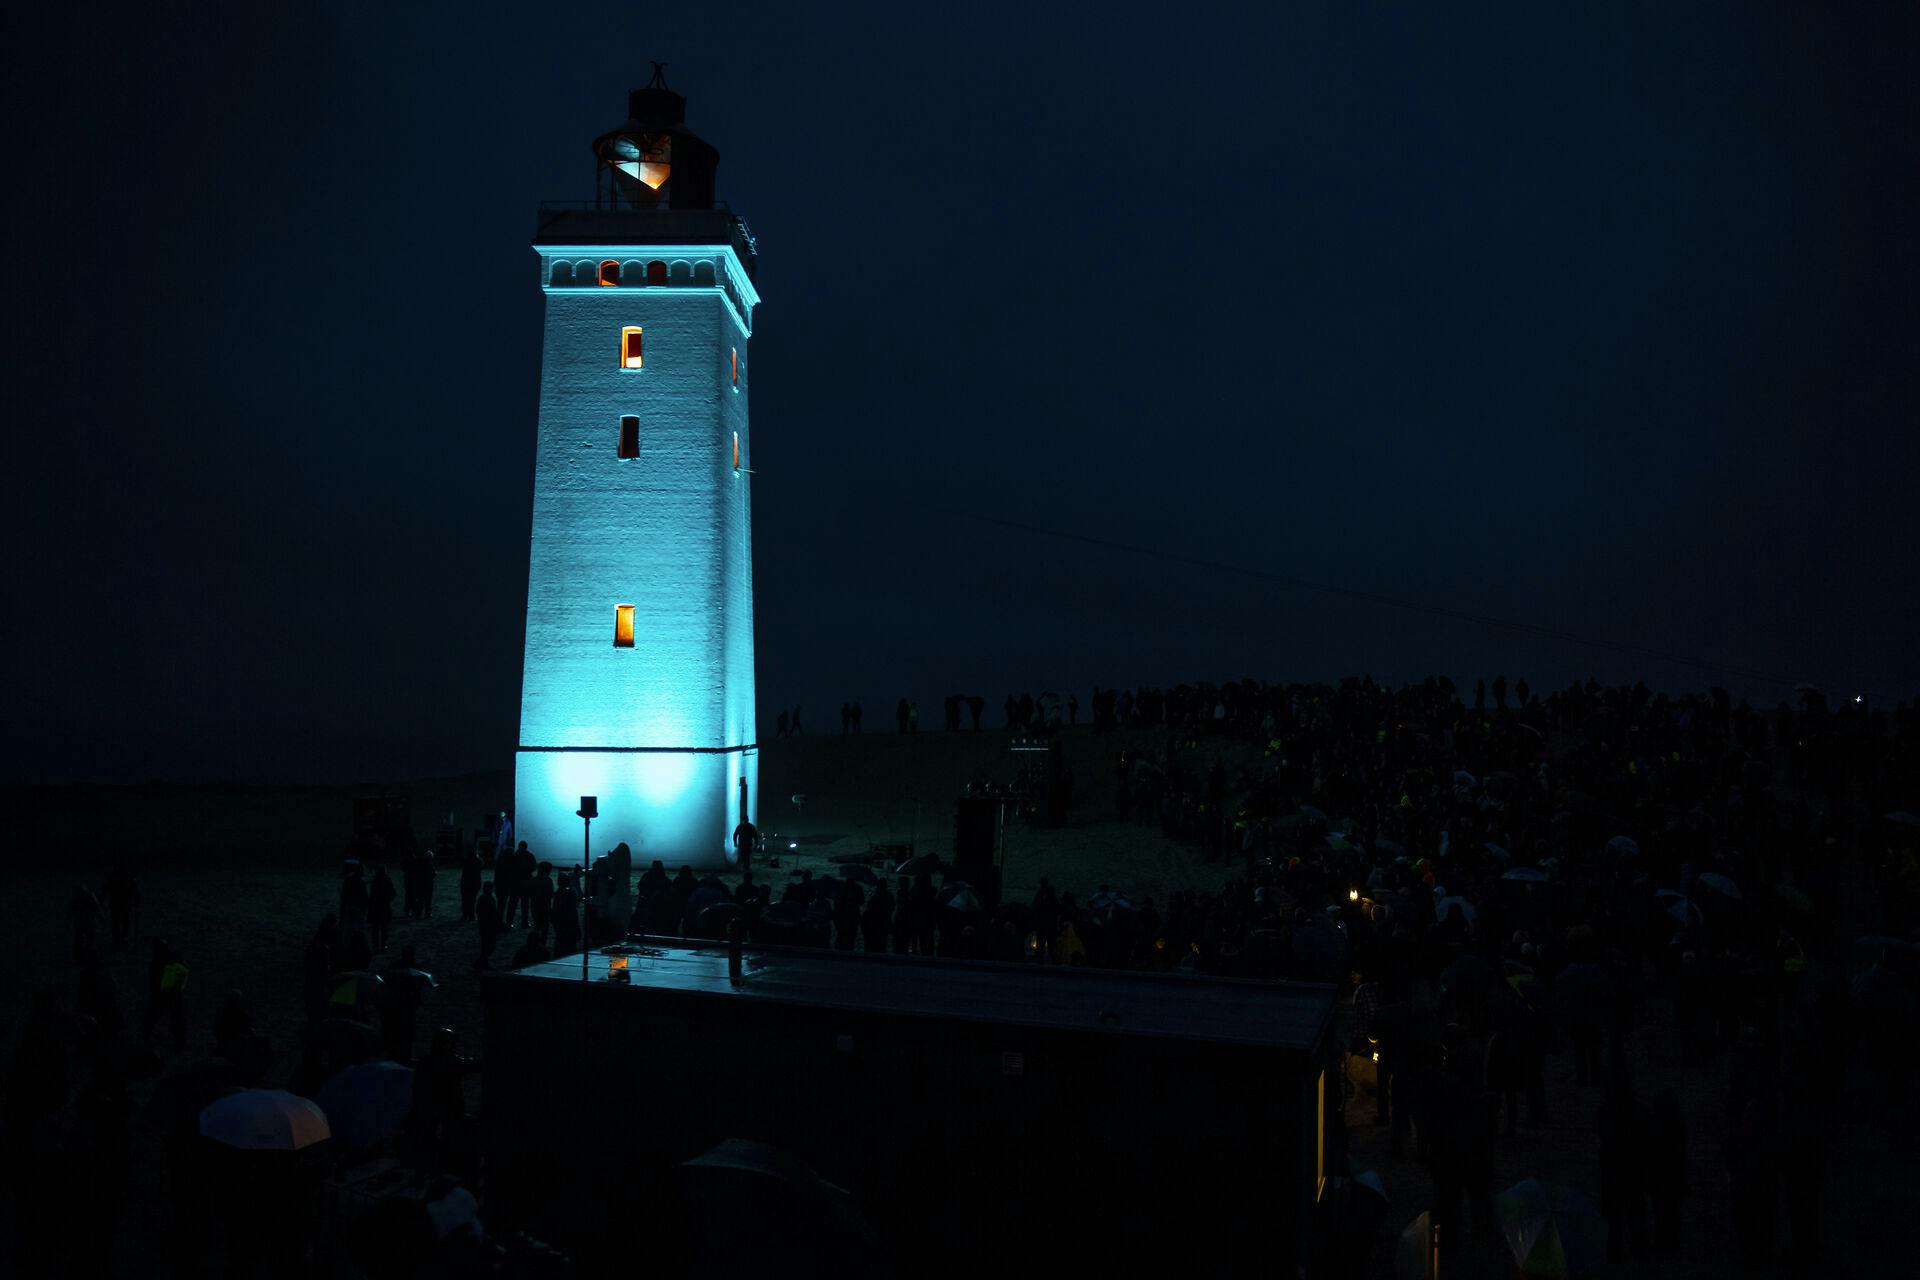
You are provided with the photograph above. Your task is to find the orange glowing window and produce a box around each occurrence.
[732,431,740,471]
[598,260,620,286]
[614,605,635,648]
[647,261,668,287]
[621,327,643,369]
[731,347,738,387]
[617,415,639,459]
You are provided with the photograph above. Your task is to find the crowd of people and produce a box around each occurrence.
[984,675,1913,1271]
[732,674,1918,1270]
[7,672,1916,1275]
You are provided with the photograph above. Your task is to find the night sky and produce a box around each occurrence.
[5,4,1915,785]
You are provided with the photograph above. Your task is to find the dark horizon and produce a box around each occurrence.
[5,4,1916,786]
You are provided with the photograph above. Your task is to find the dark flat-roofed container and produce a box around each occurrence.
[482,941,1336,1272]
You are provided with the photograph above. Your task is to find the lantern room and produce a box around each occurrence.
[591,63,721,212]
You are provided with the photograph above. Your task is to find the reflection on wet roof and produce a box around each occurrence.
[498,942,1334,1052]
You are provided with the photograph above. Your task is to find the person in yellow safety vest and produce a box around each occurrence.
[1053,920,1087,966]
[144,938,189,1051]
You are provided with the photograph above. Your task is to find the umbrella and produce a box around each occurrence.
[895,854,941,876]
[1483,842,1512,863]
[384,966,437,997]
[1299,804,1329,823]
[679,1139,886,1272]
[1653,890,1702,929]
[1325,833,1361,853]
[199,1089,331,1151]
[1503,867,1549,882]
[944,887,982,914]
[689,902,746,940]
[1495,1178,1607,1278]
[327,971,384,1019]
[1696,872,1742,900]
[1290,924,1345,976]
[315,1060,413,1154]
[148,1061,244,1141]
[1773,883,1815,914]
[1086,889,1132,913]
[1440,954,1492,996]
[844,865,879,886]
[1605,836,1640,858]
[1435,895,1477,927]
[1562,791,1613,819]
[1373,836,1407,857]
[1452,771,1478,792]
[1395,1211,1438,1280]
[991,901,1033,928]
[1507,972,1548,1008]
[685,885,728,917]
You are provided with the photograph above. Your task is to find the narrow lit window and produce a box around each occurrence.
[598,259,620,286]
[647,261,668,286]
[731,347,738,388]
[617,415,639,459]
[614,605,635,648]
[621,326,643,369]
[732,431,740,471]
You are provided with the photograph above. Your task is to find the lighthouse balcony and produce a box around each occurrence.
[534,203,757,275]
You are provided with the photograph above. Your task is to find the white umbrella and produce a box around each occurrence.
[199,1089,331,1151]
[1435,895,1477,926]
[1697,872,1742,900]
[1606,835,1640,858]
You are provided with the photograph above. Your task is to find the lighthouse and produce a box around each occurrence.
[515,69,759,871]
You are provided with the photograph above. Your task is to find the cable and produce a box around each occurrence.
[936,507,1833,693]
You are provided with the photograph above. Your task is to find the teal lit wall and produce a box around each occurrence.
[515,246,758,871]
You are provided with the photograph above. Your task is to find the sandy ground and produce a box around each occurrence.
[2,727,1909,1276]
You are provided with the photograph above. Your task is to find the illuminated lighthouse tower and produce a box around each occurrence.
[515,69,759,870]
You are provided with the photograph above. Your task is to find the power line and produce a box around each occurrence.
[939,507,1829,693]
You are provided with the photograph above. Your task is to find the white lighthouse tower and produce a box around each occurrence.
[515,70,759,871]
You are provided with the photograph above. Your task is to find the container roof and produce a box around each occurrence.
[495,942,1335,1053]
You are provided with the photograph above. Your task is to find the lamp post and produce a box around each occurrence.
[576,796,596,983]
